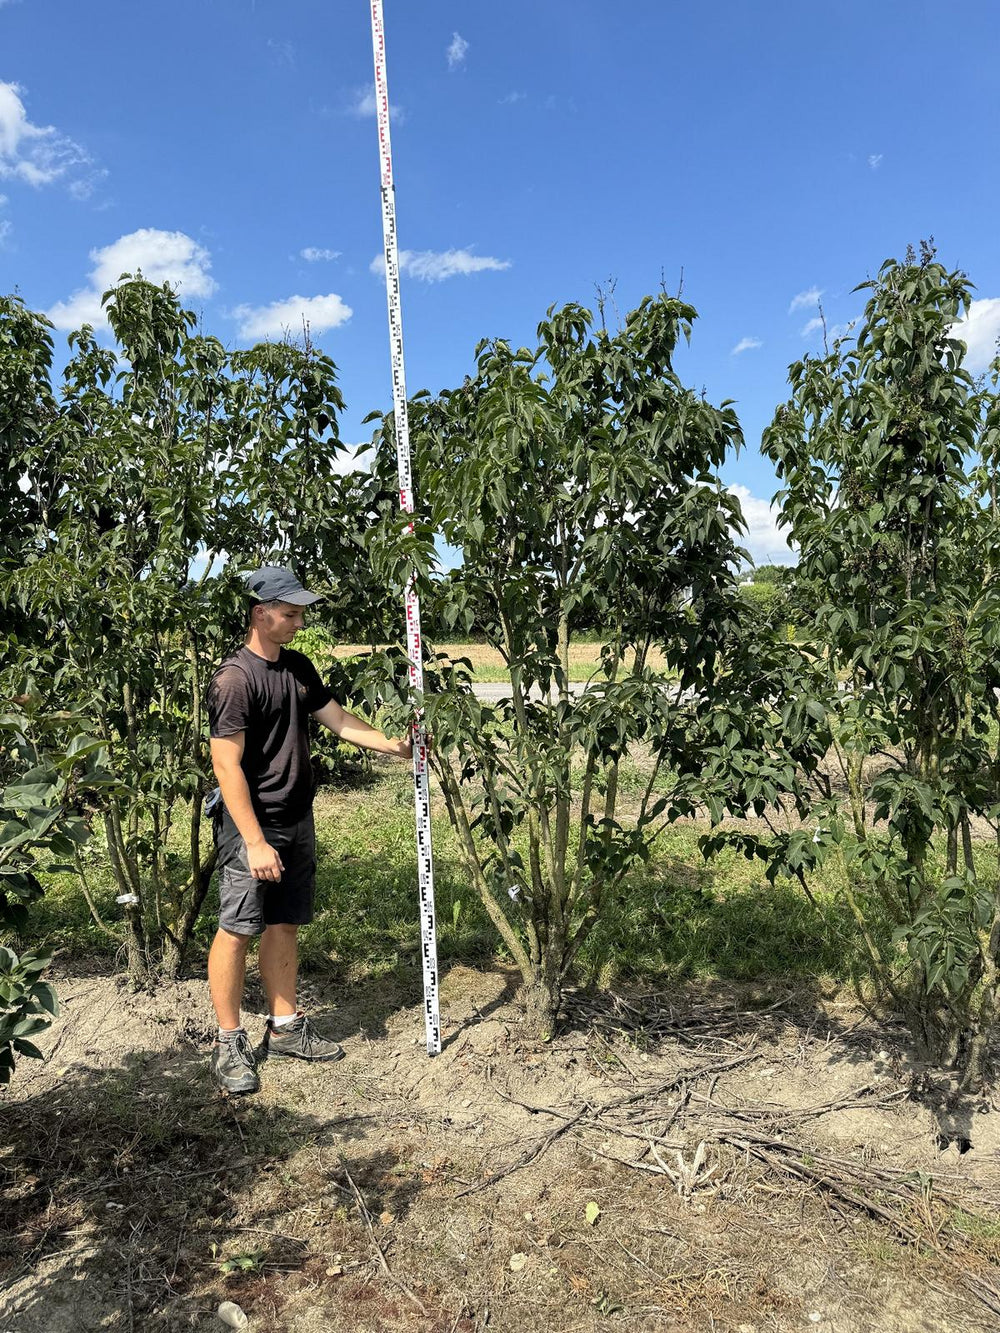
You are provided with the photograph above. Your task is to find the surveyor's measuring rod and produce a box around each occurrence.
[369,0,441,1055]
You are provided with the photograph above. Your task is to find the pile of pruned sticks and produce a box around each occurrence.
[460,993,1000,1319]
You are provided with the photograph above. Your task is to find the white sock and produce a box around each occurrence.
[218,1026,244,1039]
[269,1012,298,1028]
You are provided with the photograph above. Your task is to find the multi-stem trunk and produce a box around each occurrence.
[160,840,219,979]
[435,743,574,1038]
[521,960,562,1039]
[103,808,149,984]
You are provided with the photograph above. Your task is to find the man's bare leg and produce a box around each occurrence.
[208,927,254,1030]
[259,923,299,1018]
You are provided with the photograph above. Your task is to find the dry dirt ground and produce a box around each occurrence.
[2,964,1000,1333]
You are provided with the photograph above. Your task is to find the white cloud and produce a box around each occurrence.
[299,246,341,263]
[447,32,469,70]
[788,287,823,314]
[350,84,402,121]
[370,247,511,283]
[267,38,296,69]
[232,293,353,341]
[67,172,107,201]
[0,80,95,190]
[499,91,526,105]
[47,228,216,330]
[868,153,883,170]
[800,315,857,342]
[352,87,377,116]
[828,319,857,341]
[0,217,10,247]
[729,485,795,564]
[731,336,762,355]
[949,298,1000,374]
[331,443,375,476]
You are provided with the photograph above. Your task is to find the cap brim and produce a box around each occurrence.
[282,589,323,605]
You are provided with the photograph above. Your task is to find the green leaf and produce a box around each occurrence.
[11,1016,49,1039]
[30,982,59,1016]
[2,784,57,809]
[12,1039,44,1060]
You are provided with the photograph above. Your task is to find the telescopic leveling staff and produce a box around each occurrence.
[369,0,441,1056]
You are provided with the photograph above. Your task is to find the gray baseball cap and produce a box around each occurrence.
[242,566,323,606]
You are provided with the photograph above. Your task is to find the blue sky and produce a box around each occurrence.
[2,0,999,564]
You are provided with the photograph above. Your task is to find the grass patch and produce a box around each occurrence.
[21,765,875,996]
[192,786,499,974]
[581,826,864,990]
[949,1208,1000,1261]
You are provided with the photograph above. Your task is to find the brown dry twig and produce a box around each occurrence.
[689,1083,910,1128]
[457,1100,594,1198]
[718,1128,1000,1317]
[340,1156,427,1317]
[461,1045,757,1196]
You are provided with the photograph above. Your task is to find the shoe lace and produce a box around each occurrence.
[297,1016,317,1058]
[227,1030,256,1069]
[270,1014,333,1059]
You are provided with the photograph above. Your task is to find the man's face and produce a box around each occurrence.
[258,601,305,643]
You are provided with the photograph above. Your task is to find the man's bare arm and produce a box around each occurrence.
[312,700,412,759]
[210,733,285,882]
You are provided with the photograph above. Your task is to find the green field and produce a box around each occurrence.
[330,640,671,684]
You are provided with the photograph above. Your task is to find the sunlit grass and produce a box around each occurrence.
[330,641,670,684]
[23,764,874,995]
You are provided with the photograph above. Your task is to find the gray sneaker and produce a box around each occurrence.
[210,1029,260,1094]
[261,1013,344,1062]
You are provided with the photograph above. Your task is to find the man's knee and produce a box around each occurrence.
[214,927,255,951]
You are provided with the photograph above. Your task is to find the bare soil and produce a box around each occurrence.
[2,964,1000,1332]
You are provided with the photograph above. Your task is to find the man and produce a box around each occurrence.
[206,565,412,1095]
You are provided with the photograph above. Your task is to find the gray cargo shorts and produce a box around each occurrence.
[214,806,316,936]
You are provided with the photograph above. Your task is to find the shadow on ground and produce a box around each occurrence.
[0,1034,427,1332]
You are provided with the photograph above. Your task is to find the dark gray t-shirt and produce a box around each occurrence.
[207,646,334,825]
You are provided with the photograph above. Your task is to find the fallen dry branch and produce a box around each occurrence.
[340,1156,428,1316]
[605,1043,760,1113]
[460,1027,1000,1322]
[568,987,790,1052]
[716,1128,1000,1318]
[461,1045,758,1196]
[688,1083,911,1128]
[456,1100,594,1197]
